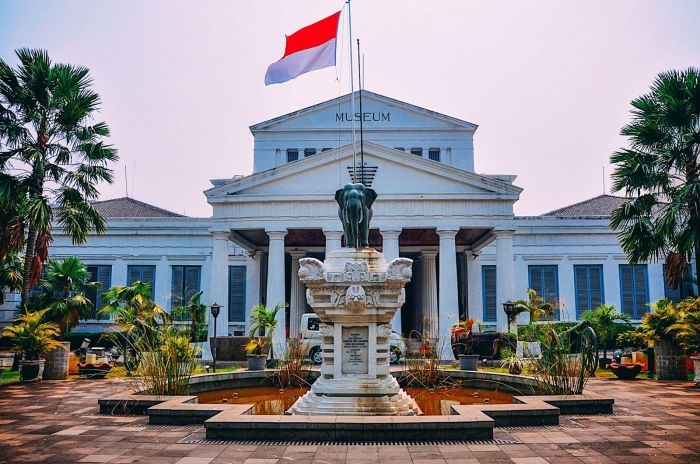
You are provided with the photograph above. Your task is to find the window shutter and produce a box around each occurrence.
[171,266,184,308]
[574,266,590,318]
[634,265,648,318]
[529,266,543,296]
[228,266,247,322]
[184,266,201,303]
[620,265,635,317]
[482,266,497,322]
[589,265,603,309]
[96,266,111,310]
[127,266,140,286]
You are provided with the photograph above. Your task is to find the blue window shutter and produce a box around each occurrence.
[228,266,247,322]
[171,266,184,308]
[589,265,603,309]
[634,265,648,318]
[620,265,635,317]
[86,265,112,317]
[529,265,559,319]
[574,265,604,319]
[128,265,156,299]
[620,264,648,318]
[184,266,201,303]
[481,265,497,322]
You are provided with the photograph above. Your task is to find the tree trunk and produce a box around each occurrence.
[20,227,37,310]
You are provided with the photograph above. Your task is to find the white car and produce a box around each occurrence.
[299,313,405,365]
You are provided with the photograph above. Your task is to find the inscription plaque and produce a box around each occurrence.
[341,326,369,375]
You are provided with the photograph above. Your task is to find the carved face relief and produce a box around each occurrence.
[377,324,392,338]
[346,284,366,310]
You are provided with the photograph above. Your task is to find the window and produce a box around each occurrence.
[663,264,696,303]
[286,149,298,162]
[86,265,112,317]
[308,316,321,331]
[228,266,246,322]
[619,264,649,319]
[528,265,559,319]
[171,265,201,309]
[321,147,332,152]
[127,265,155,298]
[428,148,441,162]
[482,265,497,322]
[304,148,316,157]
[574,265,604,319]
[410,148,423,157]
[393,147,405,152]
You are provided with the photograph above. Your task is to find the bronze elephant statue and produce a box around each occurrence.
[335,183,377,248]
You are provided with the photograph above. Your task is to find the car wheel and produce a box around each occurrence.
[309,347,323,365]
[390,348,401,364]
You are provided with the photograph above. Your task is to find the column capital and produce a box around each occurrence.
[289,250,306,259]
[493,229,515,239]
[211,230,230,240]
[266,229,287,240]
[380,228,401,238]
[421,250,438,259]
[436,229,459,239]
[322,229,344,239]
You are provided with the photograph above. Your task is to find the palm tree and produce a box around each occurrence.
[0,49,118,309]
[510,289,555,329]
[248,303,286,360]
[29,257,99,336]
[582,304,631,366]
[610,68,700,290]
[0,252,22,305]
[171,290,207,343]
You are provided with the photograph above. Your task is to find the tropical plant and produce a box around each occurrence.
[247,303,286,359]
[499,348,526,375]
[669,296,700,354]
[582,304,631,365]
[0,252,22,304]
[1,308,61,360]
[640,299,681,341]
[610,67,700,290]
[450,318,476,356]
[28,257,99,336]
[0,48,118,309]
[616,329,648,351]
[172,290,207,343]
[399,331,454,389]
[243,337,268,356]
[512,289,555,325]
[274,336,311,388]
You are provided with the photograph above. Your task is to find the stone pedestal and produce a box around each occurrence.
[288,248,421,416]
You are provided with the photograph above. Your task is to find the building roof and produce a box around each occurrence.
[542,194,627,218]
[91,197,185,218]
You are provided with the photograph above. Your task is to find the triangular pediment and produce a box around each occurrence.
[205,142,520,201]
[249,91,478,133]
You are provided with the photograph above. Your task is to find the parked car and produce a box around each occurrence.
[299,314,405,364]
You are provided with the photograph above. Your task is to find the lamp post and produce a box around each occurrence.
[210,303,222,373]
[502,300,517,333]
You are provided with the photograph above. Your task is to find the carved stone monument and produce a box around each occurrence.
[288,184,421,416]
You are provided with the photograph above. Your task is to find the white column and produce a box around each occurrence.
[289,251,306,338]
[381,229,402,334]
[245,252,261,333]
[422,251,439,340]
[155,256,169,310]
[495,229,516,333]
[437,229,459,360]
[323,229,343,254]
[266,229,287,358]
[207,231,230,362]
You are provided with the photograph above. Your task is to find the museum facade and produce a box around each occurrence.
[1,91,696,353]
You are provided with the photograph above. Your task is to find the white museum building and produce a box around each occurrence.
[1,91,696,354]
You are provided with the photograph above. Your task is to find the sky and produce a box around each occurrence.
[1,1,699,217]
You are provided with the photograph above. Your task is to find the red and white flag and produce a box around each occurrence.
[265,11,341,86]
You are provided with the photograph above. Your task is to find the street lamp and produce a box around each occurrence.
[210,303,222,373]
[502,300,517,333]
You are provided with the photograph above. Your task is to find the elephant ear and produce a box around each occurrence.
[365,188,378,209]
[335,188,345,208]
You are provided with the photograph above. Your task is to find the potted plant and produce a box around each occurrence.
[640,299,686,380]
[616,329,649,371]
[499,348,525,375]
[243,337,268,370]
[670,297,700,385]
[2,309,61,382]
[246,303,286,369]
[451,319,478,370]
[583,304,631,369]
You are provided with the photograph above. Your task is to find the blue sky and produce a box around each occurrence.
[2,1,700,216]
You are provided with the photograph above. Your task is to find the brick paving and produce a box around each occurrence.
[0,377,699,463]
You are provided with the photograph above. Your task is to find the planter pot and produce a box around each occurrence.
[246,354,266,371]
[43,341,71,380]
[655,339,688,380]
[19,359,45,382]
[610,362,643,380]
[458,354,479,371]
[691,356,700,386]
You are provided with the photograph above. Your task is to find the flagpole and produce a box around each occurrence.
[357,38,365,186]
[347,0,357,183]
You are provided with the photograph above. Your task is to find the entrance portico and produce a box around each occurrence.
[205,142,522,357]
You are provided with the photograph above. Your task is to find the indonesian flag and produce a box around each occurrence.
[265,11,341,86]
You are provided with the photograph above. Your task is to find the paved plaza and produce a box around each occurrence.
[0,378,699,463]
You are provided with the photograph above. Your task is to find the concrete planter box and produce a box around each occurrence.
[246,354,267,371]
[655,339,687,380]
[19,359,45,382]
[43,341,71,380]
[458,354,479,371]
